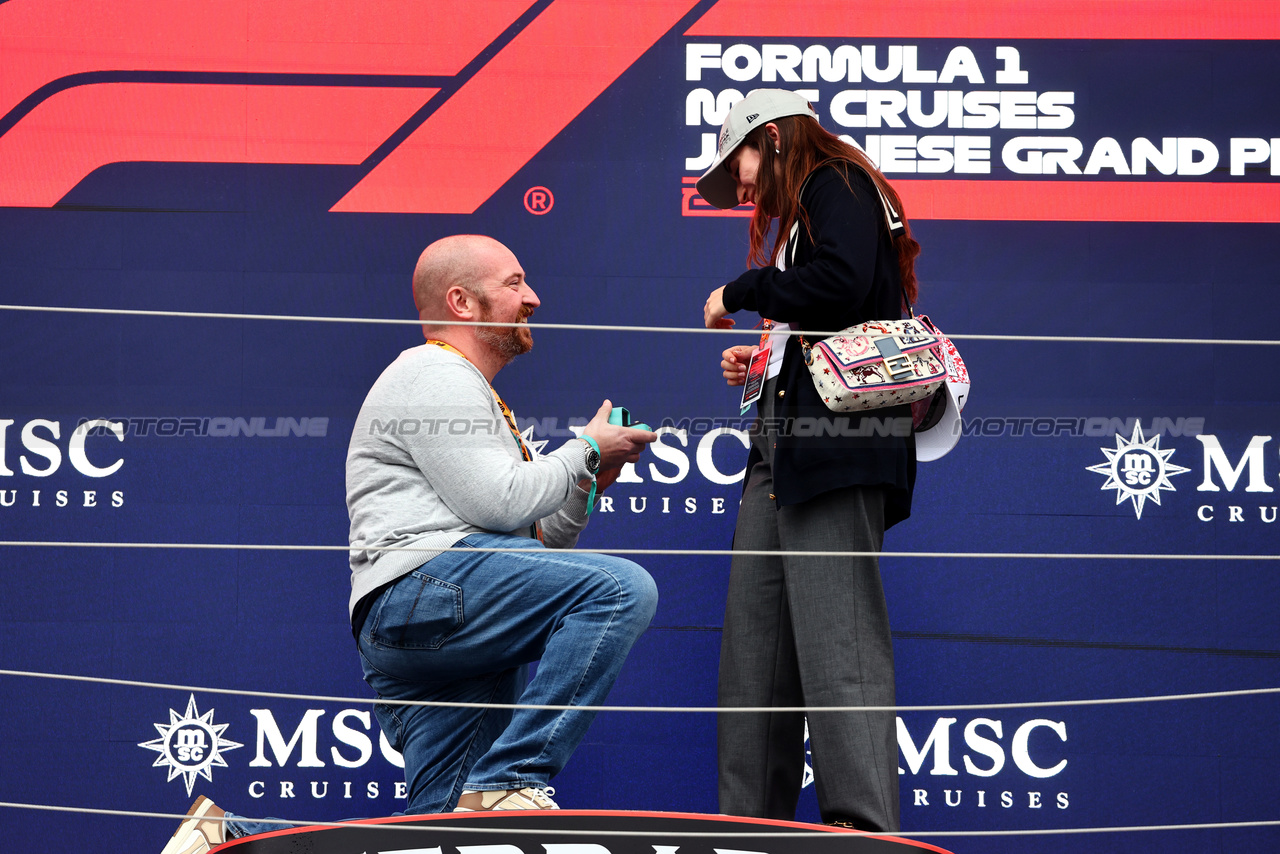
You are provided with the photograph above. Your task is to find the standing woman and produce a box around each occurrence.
[698,89,921,831]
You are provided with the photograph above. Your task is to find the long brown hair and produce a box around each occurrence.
[744,115,920,306]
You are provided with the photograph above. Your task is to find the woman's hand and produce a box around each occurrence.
[704,286,734,329]
[721,344,755,387]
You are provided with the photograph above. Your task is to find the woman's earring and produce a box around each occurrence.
[775,148,781,154]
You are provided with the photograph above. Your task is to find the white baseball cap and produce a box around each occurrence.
[914,338,970,462]
[695,89,818,210]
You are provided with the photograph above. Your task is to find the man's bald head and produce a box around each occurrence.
[412,234,511,318]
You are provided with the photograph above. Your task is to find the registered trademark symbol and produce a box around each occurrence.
[524,186,554,214]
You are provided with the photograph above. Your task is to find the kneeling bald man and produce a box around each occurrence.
[347,234,659,813]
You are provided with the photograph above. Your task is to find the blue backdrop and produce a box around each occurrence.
[2,2,1278,852]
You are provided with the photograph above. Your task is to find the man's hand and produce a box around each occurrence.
[721,344,755,387]
[581,400,656,473]
[704,285,735,329]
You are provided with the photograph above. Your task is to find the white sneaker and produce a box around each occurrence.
[160,797,226,854]
[454,786,559,811]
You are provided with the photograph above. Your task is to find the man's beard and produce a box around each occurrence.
[475,298,534,361]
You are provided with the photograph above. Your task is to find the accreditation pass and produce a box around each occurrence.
[739,345,771,414]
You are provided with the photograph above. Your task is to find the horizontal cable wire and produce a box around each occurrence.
[3,307,1275,841]
[3,668,1277,714]
[2,540,1277,561]
[4,305,1275,840]
[1,801,1278,839]
[2,303,1278,346]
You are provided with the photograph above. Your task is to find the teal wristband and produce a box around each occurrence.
[580,436,600,515]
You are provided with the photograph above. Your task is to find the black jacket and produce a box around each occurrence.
[721,163,916,528]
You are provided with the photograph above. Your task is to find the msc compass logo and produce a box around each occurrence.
[1087,422,1190,519]
[520,425,549,457]
[139,694,243,795]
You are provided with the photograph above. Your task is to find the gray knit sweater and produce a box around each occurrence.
[345,344,594,617]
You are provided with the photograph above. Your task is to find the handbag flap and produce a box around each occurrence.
[816,320,940,372]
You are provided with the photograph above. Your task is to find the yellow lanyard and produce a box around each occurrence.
[425,340,531,461]
[425,340,542,541]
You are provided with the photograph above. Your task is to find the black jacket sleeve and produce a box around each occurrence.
[720,166,885,330]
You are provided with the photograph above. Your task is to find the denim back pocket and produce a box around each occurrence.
[368,570,463,650]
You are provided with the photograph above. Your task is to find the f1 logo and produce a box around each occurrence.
[0,0,697,213]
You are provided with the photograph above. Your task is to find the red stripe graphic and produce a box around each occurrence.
[897,179,1280,223]
[331,0,700,214]
[0,0,693,213]
[0,85,435,207]
[681,177,1280,223]
[685,0,1280,39]
[0,0,533,125]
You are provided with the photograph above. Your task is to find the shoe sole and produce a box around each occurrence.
[160,797,219,854]
[454,790,558,811]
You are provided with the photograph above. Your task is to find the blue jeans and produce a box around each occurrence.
[354,532,657,814]
[224,813,288,838]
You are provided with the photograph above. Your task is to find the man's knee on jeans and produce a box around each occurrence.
[609,557,659,630]
[556,554,657,635]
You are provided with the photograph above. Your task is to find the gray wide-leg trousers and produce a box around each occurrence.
[718,383,900,831]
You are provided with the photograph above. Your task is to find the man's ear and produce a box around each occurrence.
[443,285,477,319]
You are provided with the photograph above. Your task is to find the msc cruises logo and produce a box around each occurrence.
[139,694,243,796]
[1086,422,1190,519]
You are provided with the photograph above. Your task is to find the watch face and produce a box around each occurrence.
[585,447,601,474]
